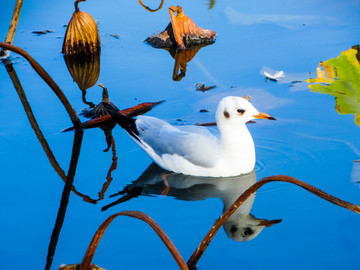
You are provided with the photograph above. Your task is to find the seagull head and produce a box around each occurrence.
[216,96,276,127]
[223,214,282,241]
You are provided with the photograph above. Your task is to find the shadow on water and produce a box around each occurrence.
[144,44,213,81]
[63,51,101,108]
[167,45,210,81]
[103,163,281,241]
[73,163,360,270]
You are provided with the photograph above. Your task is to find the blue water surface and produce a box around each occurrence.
[1,0,360,269]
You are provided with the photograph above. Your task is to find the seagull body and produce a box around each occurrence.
[107,96,275,177]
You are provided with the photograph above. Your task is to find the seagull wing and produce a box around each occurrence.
[136,116,219,168]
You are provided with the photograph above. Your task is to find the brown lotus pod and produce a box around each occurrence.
[145,6,216,50]
[62,0,100,55]
[64,50,100,91]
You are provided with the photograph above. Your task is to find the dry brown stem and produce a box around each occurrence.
[4,61,97,204]
[187,175,360,268]
[80,211,187,270]
[0,42,82,129]
[61,175,360,269]
[0,0,23,56]
[138,0,164,12]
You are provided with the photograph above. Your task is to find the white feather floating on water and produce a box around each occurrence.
[260,66,285,81]
[263,70,285,81]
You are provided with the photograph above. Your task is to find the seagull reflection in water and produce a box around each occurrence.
[103,163,281,241]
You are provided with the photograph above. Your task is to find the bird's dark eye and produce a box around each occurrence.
[243,227,254,236]
[230,225,238,234]
[237,109,245,115]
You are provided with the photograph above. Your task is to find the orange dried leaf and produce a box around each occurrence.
[145,5,216,50]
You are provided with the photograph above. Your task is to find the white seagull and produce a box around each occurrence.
[105,96,275,177]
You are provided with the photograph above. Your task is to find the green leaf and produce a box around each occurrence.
[307,45,360,126]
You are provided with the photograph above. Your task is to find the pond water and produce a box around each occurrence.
[1,0,360,269]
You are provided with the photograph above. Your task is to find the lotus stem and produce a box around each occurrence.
[138,0,164,12]
[45,130,84,270]
[0,42,82,129]
[0,0,23,56]
[187,175,360,268]
[80,211,188,270]
[3,58,96,203]
[75,0,86,12]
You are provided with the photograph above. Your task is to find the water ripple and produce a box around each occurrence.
[253,131,325,194]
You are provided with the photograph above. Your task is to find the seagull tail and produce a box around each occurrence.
[102,102,140,141]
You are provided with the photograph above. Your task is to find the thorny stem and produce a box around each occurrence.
[138,0,164,12]
[0,42,82,129]
[80,211,188,270]
[0,0,23,56]
[186,175,360,269]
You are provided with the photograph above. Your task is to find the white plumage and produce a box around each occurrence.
[111,96,275,177]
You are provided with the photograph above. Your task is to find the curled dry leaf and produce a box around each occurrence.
[195,83,216,92]
[145,6,216,50]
